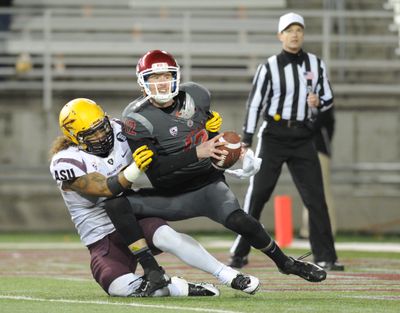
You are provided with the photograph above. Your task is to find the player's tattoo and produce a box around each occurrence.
[69,172,109,195]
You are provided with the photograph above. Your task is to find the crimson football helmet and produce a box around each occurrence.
[136,50,180,104]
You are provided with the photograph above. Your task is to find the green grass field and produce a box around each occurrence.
[1,232,399,313]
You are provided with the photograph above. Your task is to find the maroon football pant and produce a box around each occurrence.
[87,217,167,293]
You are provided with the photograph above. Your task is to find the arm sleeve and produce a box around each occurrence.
[242,63,269,147]
[317,59,334,109]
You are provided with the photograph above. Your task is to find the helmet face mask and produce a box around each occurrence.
[76,116,114,157]
[59,98,114,157]
[136,50,180,104]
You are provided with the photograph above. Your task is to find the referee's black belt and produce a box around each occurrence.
[266,116,307,128]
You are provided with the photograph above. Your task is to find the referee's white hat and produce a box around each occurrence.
[278,12,305,33]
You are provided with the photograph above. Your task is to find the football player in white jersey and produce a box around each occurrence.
[50,98,259,297]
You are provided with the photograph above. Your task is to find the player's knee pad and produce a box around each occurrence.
[224,209,271,249]
[108,273,142,297]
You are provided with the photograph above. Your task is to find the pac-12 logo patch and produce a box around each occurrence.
[169,126,178,137]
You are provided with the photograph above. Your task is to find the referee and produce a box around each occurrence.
[229,12,344,271]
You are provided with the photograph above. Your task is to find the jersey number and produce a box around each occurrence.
[184,129,208,151]
[54,169,76,181]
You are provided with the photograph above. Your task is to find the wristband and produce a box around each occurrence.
[106,175,126,195]
[123,162,141,183]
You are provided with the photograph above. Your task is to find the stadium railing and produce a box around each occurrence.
[385,0,400,54]
[1,163,399,191]
[0,7,398,98]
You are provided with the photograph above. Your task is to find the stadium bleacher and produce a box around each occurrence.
[0,0,399,96]
[0,0,399,233]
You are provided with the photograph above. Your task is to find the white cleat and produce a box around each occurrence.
[170,276,220,297]
[188,282,220,297]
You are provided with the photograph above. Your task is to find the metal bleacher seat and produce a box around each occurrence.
[1,0,286,92]
[385,0,400,54]
[1,0,399,96]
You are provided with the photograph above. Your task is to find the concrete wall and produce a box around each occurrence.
[0,93,399,234]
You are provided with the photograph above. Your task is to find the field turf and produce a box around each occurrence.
[0,232,399,313]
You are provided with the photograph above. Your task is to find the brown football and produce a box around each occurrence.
[211,131,242,169]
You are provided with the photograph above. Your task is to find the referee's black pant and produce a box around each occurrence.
[231,120,338,263]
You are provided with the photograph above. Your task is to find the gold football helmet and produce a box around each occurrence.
[59,98,114,156]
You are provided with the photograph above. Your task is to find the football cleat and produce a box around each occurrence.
[230,273,260,295]
[188,282,220,297]
[130,278,152,297]
[316,261,345,271]
[131,267,170,297]
[228,255,249,269]
[279,255,327,282]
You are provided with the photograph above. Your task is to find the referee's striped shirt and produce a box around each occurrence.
[243,49,334,140]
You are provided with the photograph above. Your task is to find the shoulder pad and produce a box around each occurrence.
[110,118,122,129]
[122,96,150,117]
[180,82,211,112]
[50,149,87,182]
[122,112,154,140]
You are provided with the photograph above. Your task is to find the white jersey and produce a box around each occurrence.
[50,120,132,246]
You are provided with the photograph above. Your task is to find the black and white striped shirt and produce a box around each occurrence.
[243,49,333,144]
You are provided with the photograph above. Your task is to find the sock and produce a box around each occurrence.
[152,225,227,279]
[165,277,189,297]
[215,265,240,285]
[260,240,289,269]
[134,247,160,274]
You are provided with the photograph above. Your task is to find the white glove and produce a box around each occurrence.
[123,162,141,183]
[225,148,262,179]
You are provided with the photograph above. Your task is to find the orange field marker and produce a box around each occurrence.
[274,195,293,248]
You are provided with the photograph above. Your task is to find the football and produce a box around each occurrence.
[211,131,242,169]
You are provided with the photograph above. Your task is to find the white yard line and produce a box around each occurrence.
[0,295,244,313]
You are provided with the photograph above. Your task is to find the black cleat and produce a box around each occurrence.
[188,282,220,296]
[316,261,345,271]
[228,255,249,269]
[131,267,170,297]
[280,254,327,283]
[230,273,260,295]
